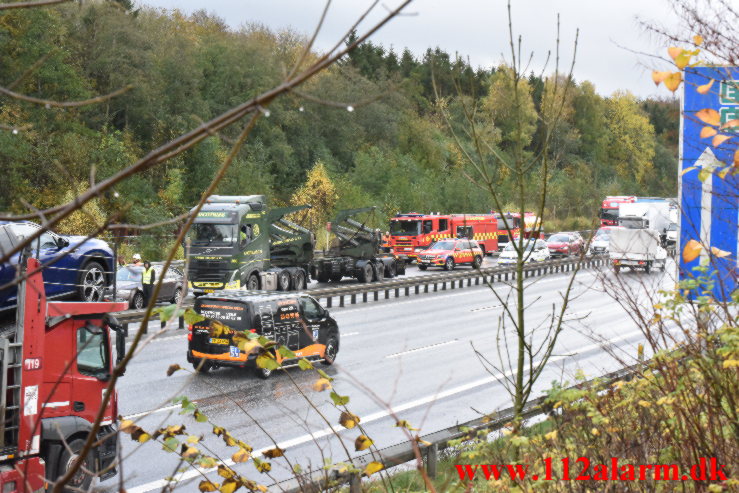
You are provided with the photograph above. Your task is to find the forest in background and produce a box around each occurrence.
[0,2,679,257]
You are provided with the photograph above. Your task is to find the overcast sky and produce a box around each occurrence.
[140,0,682,98]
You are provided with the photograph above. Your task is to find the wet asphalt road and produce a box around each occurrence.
[101,260,676,492]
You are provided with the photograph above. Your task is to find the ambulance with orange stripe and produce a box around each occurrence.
[187,291,339,379]
[388,213,499,260]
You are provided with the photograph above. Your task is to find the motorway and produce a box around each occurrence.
[101,260,675,492]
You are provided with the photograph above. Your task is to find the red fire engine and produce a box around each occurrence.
[388,213,498,259]
[1,258,127,492]
[491,212,543,250]
[599,196,636,226]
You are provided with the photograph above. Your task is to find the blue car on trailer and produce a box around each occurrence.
[0,221,115,310]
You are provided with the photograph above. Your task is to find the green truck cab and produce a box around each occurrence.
[187,195,313,294]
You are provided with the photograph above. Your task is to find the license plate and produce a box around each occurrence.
[204,289,215,293]
[210,338,229,345]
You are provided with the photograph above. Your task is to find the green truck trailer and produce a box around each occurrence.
[311,207,405,283]
[186,196,404,294]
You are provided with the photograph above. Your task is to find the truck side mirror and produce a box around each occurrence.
[104,314,127,374]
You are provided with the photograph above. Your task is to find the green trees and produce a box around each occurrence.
[0,4,677,259]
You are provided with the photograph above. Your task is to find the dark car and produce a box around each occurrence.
[187,291,339,378]
[113,265,185,309]
[0,222,114,310]
[546,232,585,257]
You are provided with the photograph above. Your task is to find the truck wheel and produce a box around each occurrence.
[330,273,343,282]
[444,257,455,271]
[418,264,428,271]
[385,260,396,278]
[322,335,338,366]
[277,270,292,291]
[293,270,306,289]
[373,263,384,282]
[247,274,260,290]
[316,270,330,283]
[57,438,94,492]
[78,261,106,302]
[472,256,482,269]
[359,263,373,283]
[644,262,651,274]
[396,261,406,275]
[479,245,486,256]
[132,291,144,310]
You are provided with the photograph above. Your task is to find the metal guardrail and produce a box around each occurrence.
[112,255,609,332]
[271,361,643,493]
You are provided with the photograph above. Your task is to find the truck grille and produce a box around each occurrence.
[194,259,229,271]
[190,259,230,282]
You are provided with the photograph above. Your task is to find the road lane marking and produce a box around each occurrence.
[470,305,502,312]
[125,324,652,493]
[123,403,195,421]
[385,339,458,359]
[342,332,359,337]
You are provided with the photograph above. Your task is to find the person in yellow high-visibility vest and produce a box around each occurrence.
[142,260,156,306]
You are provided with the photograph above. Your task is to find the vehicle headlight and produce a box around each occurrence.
[224,280,241,290]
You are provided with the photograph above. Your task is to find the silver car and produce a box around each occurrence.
[113,265,184,309]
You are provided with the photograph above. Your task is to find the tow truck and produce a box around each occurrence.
[0,257,127,492]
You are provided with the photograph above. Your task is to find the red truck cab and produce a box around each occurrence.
[1,258,127,492]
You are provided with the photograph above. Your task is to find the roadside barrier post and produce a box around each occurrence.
[426,443,438,478]
[349,473,361,493]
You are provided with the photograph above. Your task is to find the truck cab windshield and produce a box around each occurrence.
[77,325,109,378]
[190,223,236,246]
[600,208,619,223]
[619,218,645,229]
[390,220,420,235]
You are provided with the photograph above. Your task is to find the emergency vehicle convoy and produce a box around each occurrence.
[187,292,339,378]
[388,213,499,259]
[0,258,127,492]
[388,211,542,259]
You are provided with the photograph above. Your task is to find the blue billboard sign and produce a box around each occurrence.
[679,67,739,300]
